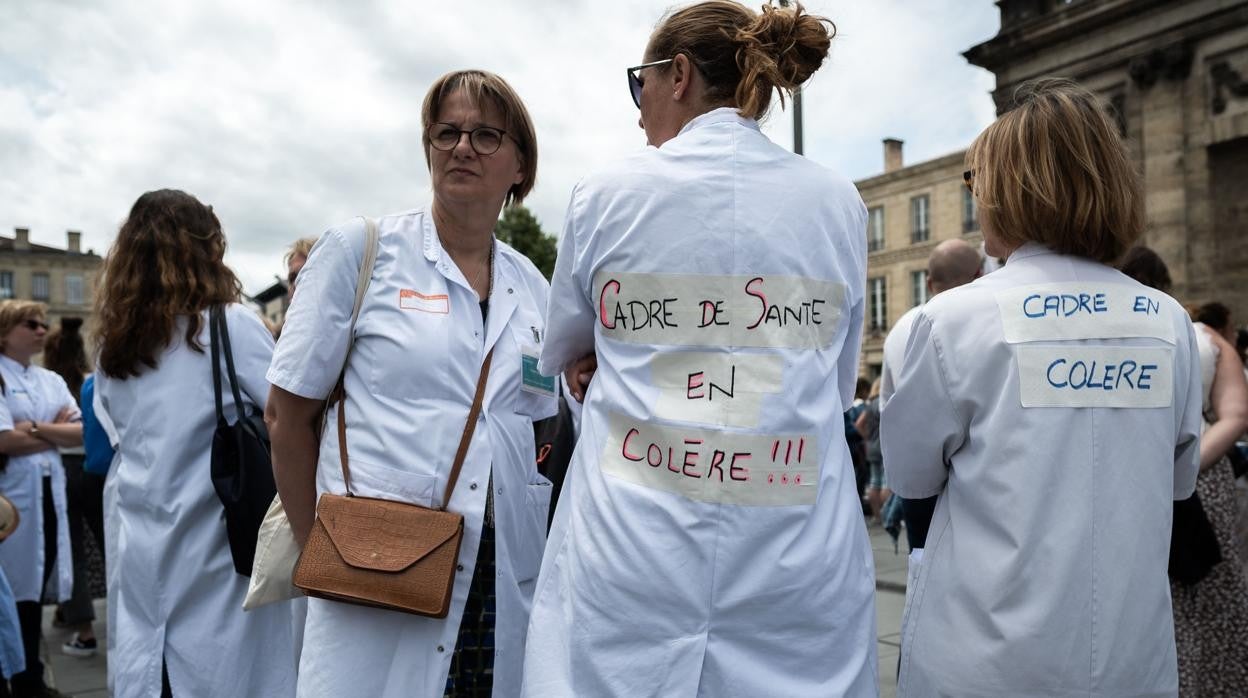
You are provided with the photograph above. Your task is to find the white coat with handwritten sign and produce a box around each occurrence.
[524,108,877,697]
[268,212,557,698]
[881,243,1202,697]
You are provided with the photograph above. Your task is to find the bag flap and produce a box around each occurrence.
[316,494,462,573]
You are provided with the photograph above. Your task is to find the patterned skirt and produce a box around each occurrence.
[444,520,496,697]
[1171,459,1248,697]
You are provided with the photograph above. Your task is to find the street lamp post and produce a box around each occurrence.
[778,0,804,155]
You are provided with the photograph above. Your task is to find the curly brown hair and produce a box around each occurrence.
[93,189,241,378]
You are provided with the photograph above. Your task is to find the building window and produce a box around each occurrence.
[962,186,978,233]
[0,272,12,299]
[66,274,84,305]
[867,206,885,252]
[868,277,887,331]
[32,273,50,301]
[911,270,929,307]
[911,195,930,243]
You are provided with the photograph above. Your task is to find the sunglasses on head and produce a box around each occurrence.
[626,58,673,109]
[23,319,49,331]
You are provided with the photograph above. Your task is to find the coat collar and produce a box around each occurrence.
[677,107,761,138]
[1006,242,1053,264]
[0,352,29,376]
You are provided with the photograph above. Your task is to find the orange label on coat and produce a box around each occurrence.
[399,289,450,314]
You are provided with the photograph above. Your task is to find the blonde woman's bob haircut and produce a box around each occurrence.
[420,69,538,207]
[0,300,47,352]
[966,78,1144,265]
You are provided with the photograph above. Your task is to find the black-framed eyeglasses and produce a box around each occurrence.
[963,169,974,193]
[627,58,674,109]
[427,123,510,156]
[22,319,49,331]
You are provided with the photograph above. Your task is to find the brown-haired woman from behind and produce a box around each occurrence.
[882,79,1204,696]
[93,189,296,697]
[527,2,876,694]
[0,300,81,698]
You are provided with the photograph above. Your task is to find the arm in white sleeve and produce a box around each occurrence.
[228,304,277,412]
[266,224,362,400]
[540,184,597,377]
[880,312,967,498]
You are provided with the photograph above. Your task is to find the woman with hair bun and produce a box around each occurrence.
[526,2,875,695]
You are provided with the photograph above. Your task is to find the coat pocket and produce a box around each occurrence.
[510,479,553,583]
[340,459,438,508]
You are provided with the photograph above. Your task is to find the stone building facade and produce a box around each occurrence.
[854,0,1248,376]
[0,227,102,336]
[854,142,984,375]
[965,0,1248,324]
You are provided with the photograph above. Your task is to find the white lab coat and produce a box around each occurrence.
[267,210,557,698]
[881,243,1202,697]
[0,354,78,603]
[95,304,297,698]
[525,108,877,697]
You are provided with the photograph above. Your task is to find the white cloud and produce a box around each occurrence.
[0,0,999,293]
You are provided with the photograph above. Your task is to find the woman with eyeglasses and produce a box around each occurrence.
[525,2,876,695]
[267,70,556,697]
[881,80,1204,696]
[0,300,82,698]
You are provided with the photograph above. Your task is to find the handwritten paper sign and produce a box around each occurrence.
[995,283,1175,344]
[649,352,784,428]
[600,412,818,506]
[594,272,844,349]
[1016,345,1174,408]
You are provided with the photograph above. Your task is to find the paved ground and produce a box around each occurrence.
[35,525,909,697]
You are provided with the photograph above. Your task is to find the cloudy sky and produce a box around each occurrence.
[0,1,999,294]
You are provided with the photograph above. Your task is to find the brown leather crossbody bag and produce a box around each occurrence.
[292,349,494,617]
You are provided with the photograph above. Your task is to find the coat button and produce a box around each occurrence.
[437,645,445,652]
[507,288,514,294]
[470,483,478,490]
[457,564,464,571]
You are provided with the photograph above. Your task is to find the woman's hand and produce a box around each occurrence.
[0,422,55,456]
[266,385,326,546]
[29,405,84,448]
[564,353,598,403]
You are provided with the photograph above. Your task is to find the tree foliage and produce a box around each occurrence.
[494,204,557,280]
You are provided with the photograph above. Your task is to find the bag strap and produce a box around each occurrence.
[217,307,249,418]
[210,307,227,427]
[441,349,494,508]
[329,217,380,496]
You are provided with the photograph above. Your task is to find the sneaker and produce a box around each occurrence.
[61,633,97,658]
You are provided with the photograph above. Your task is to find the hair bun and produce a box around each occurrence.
[733,2,834,117]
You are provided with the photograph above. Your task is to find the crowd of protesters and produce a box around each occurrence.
[2,1,1247,697]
